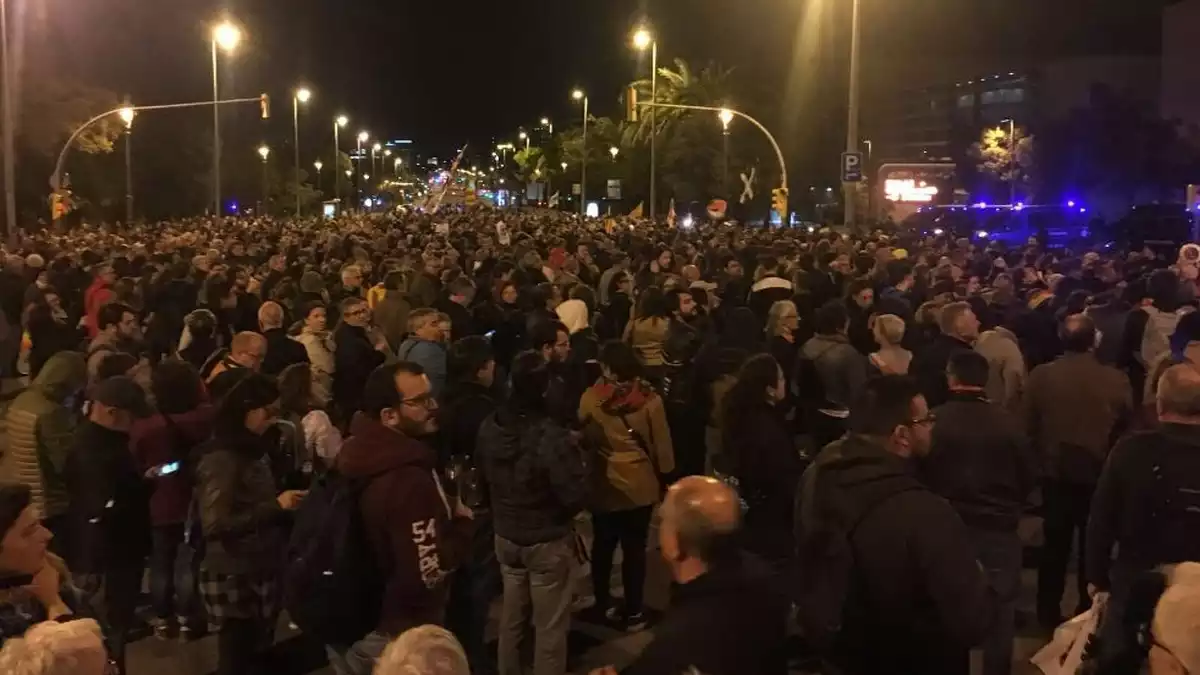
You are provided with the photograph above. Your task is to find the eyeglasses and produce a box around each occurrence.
[399,393,438,410]
[906,412,937,427]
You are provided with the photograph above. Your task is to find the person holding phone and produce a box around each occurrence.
[193,372,307,675]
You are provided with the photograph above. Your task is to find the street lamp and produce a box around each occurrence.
[609,146,619,161]
[843,0,863,227]
[292,87,311,216]
[519,130,530,151]
[257,144,270,214]
[211,19,242,216]
[394,157,401,174]
[119,107,135,223]
[1001,118,1017,205]
[540,117,553,134]
[313,160,323,192]
[572,88,588,217]
[719,108,733,198]
[333,115,348,205]
[632,26,658,220]
[355,131,368,205]
[371,142,381,176]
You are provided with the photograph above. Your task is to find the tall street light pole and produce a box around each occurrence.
[843,0,862,228]
[211,21,242,217]
[633,28,657,220]
[1,0,15,243]
[719,108,733,199]
[572,89,588,217]
[333,115,347,207]
[372,143,381,178]
[257,144,270,214]
[292,87,311,216]
[119,107,135,223]
[1003,117,1017,205]
[357,131,368,208]
[313,160,323,193]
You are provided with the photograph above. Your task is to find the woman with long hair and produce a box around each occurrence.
[194,372,306,675]
[623,286,670,381]
[721,353,802,564]
[765,300,801,423]
[579,341,674,632]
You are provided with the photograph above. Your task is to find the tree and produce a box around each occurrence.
[972,125,1035,197]
[623,59,735,146]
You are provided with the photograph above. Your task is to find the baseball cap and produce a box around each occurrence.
[91,376,151,418]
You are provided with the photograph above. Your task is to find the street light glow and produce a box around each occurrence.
[384,149,392,157]
[363,174,370,181]
[358,131,369,143]
[257,144,269,160]
[561,162,568,170]
[719,108,734,128]
[609,146,619,159]
[336,115,348,127]
[313,160,323,171]
[572,89,585,101]
[372,143,381,152]
[632,28,653,50]
[213,22,242,52]
[519,131,528,140]
[295,88,312,103]
[540,117,550,126]
[345,170,352,177]
[118,107,135,128]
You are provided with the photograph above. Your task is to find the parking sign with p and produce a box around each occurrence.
[842,151,863,183]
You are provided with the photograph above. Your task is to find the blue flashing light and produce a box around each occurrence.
[1080,207,1087,213]
[976,230,990,239]
[1067,200,1076,208]
[1013,202,1025,211]
[973,201,988,208]
[933,228,944,235]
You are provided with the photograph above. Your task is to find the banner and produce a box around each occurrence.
[667,198,677,228]
[628,202,644,219]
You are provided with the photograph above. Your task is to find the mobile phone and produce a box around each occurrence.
[156,462,181,477]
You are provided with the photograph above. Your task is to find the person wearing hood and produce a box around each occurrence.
[579,341,674,632]
[799,301,870,451]
[793,375,994,675]
[477,350,589,675]
[64,376,153,673]
[331,362,474,675]
[556,297,601,397]
[1,351,87,541]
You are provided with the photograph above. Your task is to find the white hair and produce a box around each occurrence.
[373,625,469,675]
[0,620,106,675]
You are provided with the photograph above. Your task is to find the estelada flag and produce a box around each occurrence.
[707,199,728,220]
[667,199,677,228]
[628,202,644,219]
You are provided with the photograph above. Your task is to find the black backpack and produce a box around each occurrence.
[281,469,383,645]
[792,460,919,654]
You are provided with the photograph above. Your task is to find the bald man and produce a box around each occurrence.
[258,301,309,376]
[591,477,789,675]
[205,331,267,384]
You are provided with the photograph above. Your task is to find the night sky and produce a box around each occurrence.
[24,0,1173,177]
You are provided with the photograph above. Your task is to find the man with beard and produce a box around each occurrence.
[529,320,576,425]
[331,362,476,675]
[86,303,143,385]
[662,288,705,477]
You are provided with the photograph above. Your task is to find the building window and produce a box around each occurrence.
[957,93,974,108]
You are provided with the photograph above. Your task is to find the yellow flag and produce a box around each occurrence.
[628,201,644,219]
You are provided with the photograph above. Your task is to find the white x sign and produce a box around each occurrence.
[739,167,757,204]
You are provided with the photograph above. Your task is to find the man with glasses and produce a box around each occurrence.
[793,375,993,675]
[335,298,389,422]
[332,362,475,675]
[923,351,1036,675]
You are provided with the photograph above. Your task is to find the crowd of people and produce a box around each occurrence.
[0,205,1197,675]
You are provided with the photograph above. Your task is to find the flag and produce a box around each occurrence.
[707,199,728,220]
[628,202,644,219]
[548,191,560,208]
[667,199,677,228]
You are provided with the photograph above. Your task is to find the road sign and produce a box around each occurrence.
[842,151,864,183]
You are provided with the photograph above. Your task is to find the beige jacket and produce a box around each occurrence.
[975,327,1026,413]
[579,380,674,512]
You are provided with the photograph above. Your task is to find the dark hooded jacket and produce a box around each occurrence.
[336,414,474,635]
[476,407,589,546]
[795,434,995,675]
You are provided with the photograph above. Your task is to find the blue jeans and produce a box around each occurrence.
[969,528,1022,675]
[325,631,391,675]
[149,524,200,624]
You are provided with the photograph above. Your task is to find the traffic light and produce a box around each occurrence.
[772,187,789,221]
[625,86,639,123]
[260,94,270,119]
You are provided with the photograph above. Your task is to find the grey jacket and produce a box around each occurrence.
[397,337,448,399]
[801,333,870,409]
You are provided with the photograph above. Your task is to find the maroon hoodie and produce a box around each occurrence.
[336,413,474,635]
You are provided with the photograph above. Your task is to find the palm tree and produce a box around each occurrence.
[622,58,735,148]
